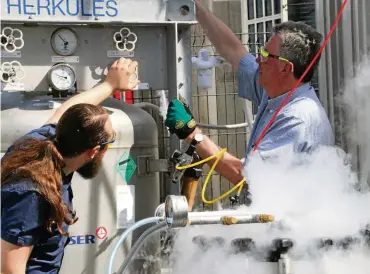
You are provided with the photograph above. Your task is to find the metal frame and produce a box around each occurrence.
[167,23,194,195]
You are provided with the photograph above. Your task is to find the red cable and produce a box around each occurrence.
[252,0,350,153]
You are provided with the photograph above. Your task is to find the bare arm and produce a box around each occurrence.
[44,58,139,125]
[185,127,244,185]
[195,1,247,69]
[1,240,33,274]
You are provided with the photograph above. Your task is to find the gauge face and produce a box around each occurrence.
[48,64,76,91]
[50,27,79,56]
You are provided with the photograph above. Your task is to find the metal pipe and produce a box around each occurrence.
[164,196,275,228]
[134,102,250,129]
[278,254,292,274]
[188,213,274,226]
[188,210,255,218]
[197,122,249,129]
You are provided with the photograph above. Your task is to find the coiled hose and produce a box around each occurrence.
[175,148,246,204]
[116,222,167,274]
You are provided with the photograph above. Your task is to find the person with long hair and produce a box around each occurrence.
[1,57,140,274]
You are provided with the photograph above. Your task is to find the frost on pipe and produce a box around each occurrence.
[187,213,274,225]
[164,195,274,227]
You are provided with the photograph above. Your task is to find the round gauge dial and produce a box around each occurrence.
[50,27,79,56]
[48,63,76,91]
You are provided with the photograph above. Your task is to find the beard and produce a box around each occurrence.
[77,155,103,179]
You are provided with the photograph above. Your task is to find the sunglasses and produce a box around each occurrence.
[259,46,289,63]
[100,131,116,148]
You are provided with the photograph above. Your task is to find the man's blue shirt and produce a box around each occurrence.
[238,53,334,158]
[1,124,74,274]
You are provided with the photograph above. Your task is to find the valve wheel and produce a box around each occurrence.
[1,27,25,52]
[0,61,25,85]
[113,27,137,52]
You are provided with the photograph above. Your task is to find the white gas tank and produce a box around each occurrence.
[1,91,161,274]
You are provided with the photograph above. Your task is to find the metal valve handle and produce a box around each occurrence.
[1,61,25,85]
[1,27,24,52]
[113,27,138,52]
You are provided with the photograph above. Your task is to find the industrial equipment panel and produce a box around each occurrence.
[1,24,169,92]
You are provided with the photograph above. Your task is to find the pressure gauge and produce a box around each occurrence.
[50,27,79,56]
[47,63,76,91]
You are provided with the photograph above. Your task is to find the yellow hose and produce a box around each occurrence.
[175,148,246,204]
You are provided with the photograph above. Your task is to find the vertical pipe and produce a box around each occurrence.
[167,23,182,195]
[167,19,195,195]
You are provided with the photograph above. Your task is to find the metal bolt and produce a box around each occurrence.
[180,5,190,16]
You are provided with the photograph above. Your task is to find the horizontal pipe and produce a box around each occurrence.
[187,214,274,226]
[189,210,255,217]
[197,122,249,129]
[134,102,250,129]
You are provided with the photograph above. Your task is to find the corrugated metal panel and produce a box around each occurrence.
[315,0,370,185]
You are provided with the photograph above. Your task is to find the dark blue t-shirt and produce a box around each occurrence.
[1,124,74,274]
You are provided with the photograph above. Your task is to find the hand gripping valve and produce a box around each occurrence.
[170,142,198,184]
[170,141,203,211]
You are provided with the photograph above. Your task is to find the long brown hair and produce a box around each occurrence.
[1,103,110,236]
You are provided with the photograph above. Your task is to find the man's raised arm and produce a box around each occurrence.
[195,1,247,69]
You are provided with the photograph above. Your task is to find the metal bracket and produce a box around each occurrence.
[137,155,170,176]
[166,0,196,22]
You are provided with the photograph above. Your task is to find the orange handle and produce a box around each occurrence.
[181,177,199,212]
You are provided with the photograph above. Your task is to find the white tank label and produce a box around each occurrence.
[107,50,134,58]
[116,185,135,229]
[1,82,25,91]
[51,56,80,63]
[1,50,21,58]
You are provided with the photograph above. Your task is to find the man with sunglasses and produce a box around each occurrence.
[1,57,138,274]
[165,2,334,201]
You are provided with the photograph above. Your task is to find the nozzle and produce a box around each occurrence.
[259,214,275,223]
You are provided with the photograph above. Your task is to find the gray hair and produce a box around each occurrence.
[273,21,323,82]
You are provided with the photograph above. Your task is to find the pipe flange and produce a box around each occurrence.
[0,61,25,85]
[154,203,166,218]
[164,195,189,228]
[113,27,137,52]
[1,27,24,52]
